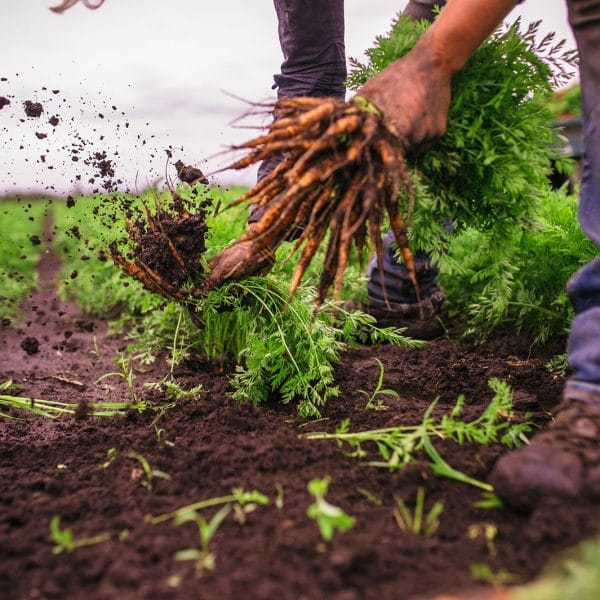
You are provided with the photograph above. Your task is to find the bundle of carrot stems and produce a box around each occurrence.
[223,95,418,306]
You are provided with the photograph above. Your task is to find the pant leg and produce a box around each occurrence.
[254,0,346,187]
[564,0,600,403]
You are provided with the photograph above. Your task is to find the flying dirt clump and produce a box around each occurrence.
[24,101,43,118]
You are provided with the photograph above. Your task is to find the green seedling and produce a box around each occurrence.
[359,358,400,411]
[546,353,569,377]
[96,355,138,403]
[468,523,498,557]
[149,488,269,525]
[307,477,355,542]
[393,487,444,537]
[128,451,171,491]
[173,505,231,574]
[101,447,118,469]
[473,491,504,510]
[144,378,203,401]
[356,487,383,506]
[91,335,101,358]
[303,379,526,491]
[0,393,131,419]
[50,516,111,554]
[421,402,494,492]
[275,483,285,510]
[470,563,519,585]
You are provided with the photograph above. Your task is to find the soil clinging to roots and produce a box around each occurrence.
[109,177,210,299]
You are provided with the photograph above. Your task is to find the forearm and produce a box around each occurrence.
[421,0,519,75]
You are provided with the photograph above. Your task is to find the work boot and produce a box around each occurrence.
[351,230,445,340]
[490,393,600,511]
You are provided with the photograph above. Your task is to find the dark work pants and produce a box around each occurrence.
[564,0,600,403]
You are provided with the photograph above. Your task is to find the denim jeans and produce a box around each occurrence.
[564,0,600,403]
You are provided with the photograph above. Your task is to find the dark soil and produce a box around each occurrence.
[23,100,43,118]
[0,233,598,600]
[132,212,208,286]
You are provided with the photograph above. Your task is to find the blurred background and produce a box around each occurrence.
[0,0,574,196]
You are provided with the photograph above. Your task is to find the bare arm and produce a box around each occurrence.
[358,0,520,150]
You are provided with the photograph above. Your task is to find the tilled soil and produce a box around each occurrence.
[0,245,598,600]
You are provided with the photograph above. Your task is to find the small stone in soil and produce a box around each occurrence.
[20,337,40,355]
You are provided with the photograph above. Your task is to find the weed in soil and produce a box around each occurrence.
[306,476,355,542]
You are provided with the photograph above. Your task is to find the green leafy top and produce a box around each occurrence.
[348,16,576,254]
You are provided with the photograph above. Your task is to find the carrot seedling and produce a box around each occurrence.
[468,523,498,557]
[49,516,111,554]
[173,505,232,574]
[148,488,269,525]
[128,451,171,491]
[470,563,519,586]
[306,477,355,542]
[359,358,399,411]
[393,487,444,537]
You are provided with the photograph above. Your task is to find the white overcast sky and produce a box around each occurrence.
[0,1,574,197]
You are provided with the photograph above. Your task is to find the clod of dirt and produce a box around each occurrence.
[20,337,40,355]
[0,97,10,109]
[23,100,43,118]
[29,235,42,246]
[49,115,60,126]
[110,192,210,297]
[175,160,209,185]
[35,132,48,140]
[66,196,75,208]
[132,211,208,286]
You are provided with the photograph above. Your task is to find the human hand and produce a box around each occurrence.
[202,241,275,292]
[356,39,452,154]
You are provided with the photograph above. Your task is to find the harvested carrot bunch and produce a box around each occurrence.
[223,95,417,306]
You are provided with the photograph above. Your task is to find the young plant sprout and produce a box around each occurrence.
[306,476,355,542]
[49,516,112,554]
[393,487,444,537]
[470,563,519,586]
[359,358,400,411]
[148,488,269,525]
[173,505,232,574]
[127,451,171,491]
[303,379,528,490]
[468,523,499,557]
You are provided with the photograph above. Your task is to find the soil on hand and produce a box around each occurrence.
[0,229,597,600]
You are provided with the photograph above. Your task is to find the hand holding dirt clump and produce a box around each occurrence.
[109,186,210,300]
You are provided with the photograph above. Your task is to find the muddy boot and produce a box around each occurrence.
[352,231,445,340]
[490,395,600,511]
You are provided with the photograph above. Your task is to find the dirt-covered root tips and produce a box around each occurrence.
[224,96,419,306]
[108,191,210,300]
